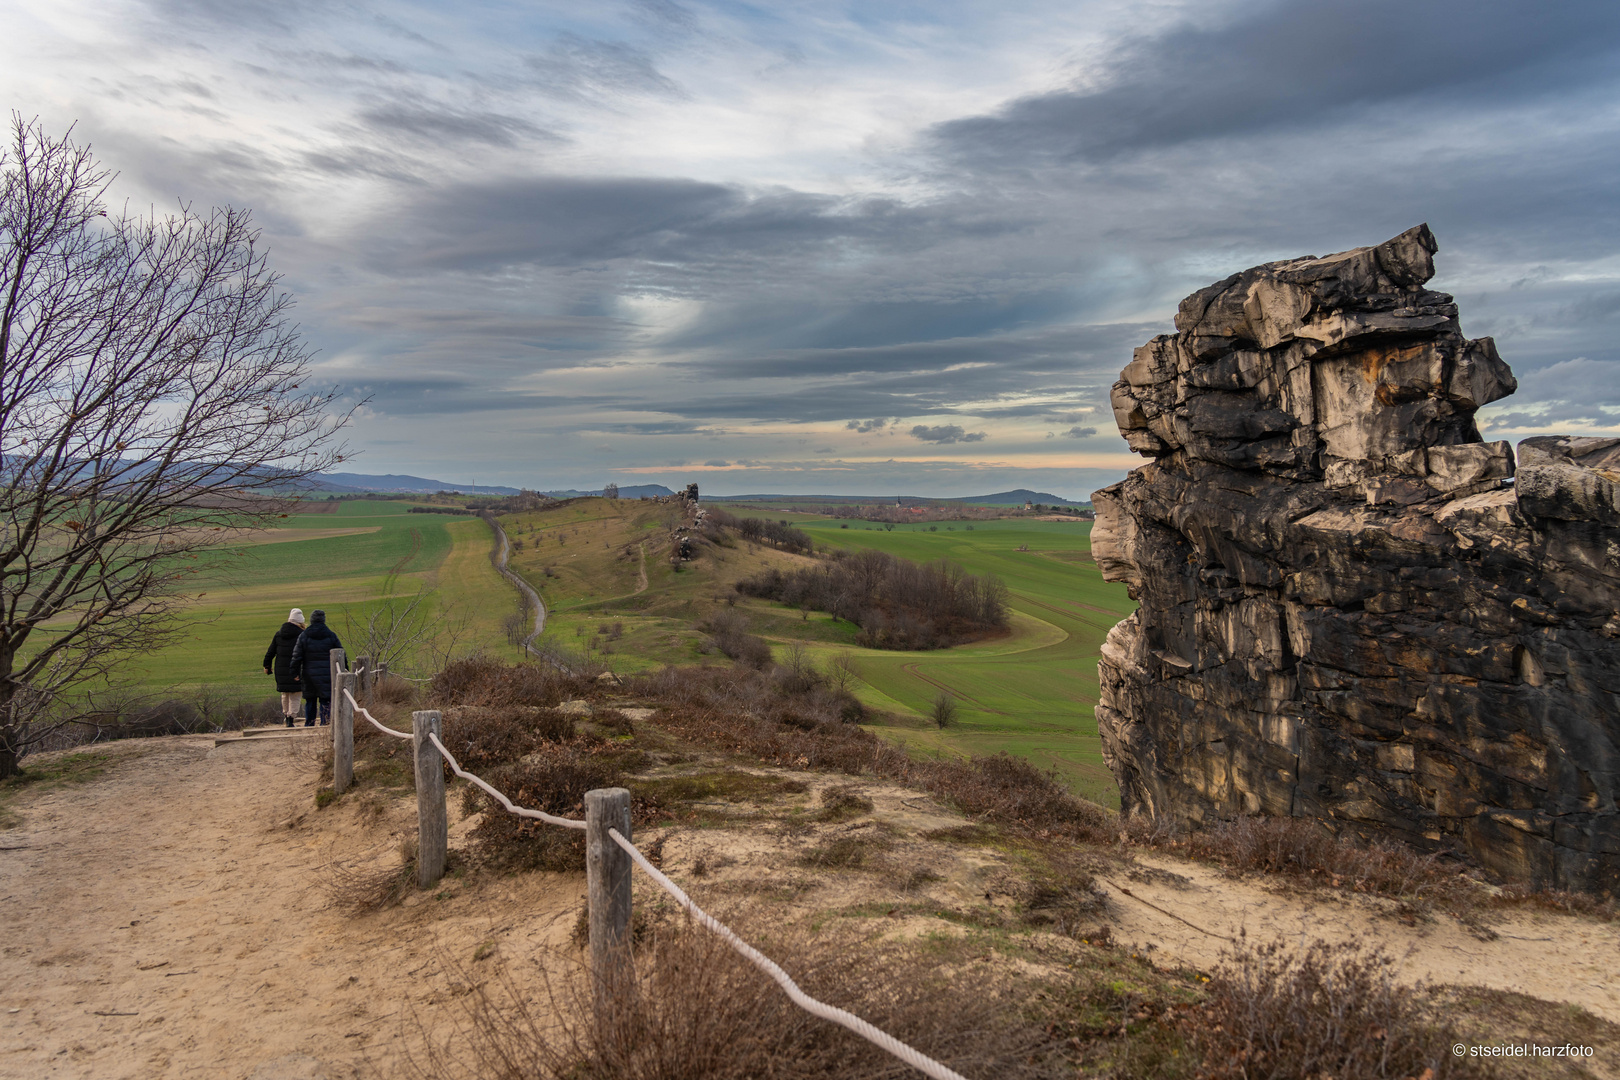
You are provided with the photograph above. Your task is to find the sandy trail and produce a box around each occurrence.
[0,736,580,1080]
[1097,854,1620,1023]
[3,732,1617,1080]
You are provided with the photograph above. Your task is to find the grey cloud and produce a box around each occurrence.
[813,446,835,454]
[1569,292,1620,321]
[1481,357,1620,432]
[932,0,1620,168]
[376,176,1022,280]
[1063,426,1098,439]
[525,34,684,101]
[846,418,889,432]
[910,424,985,444]
[630,0,698,32]
[703,458,729,467]
[358,102,560,148]
[599,420,714,435]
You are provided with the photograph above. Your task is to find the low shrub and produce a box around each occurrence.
[412,916,1048,1080]
[438,706,574,776]
[460,741,663,872]
[1135,814,1475,908]
[431,656,594,708]
[1191,937,1473,1079]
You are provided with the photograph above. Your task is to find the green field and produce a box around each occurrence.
[108,496,1132,804]
[98,501,523,703]
[773,517,1133,805]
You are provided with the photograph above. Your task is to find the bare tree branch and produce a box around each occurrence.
[0,115,357,775]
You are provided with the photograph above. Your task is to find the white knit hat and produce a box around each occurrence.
[288,608,305,625]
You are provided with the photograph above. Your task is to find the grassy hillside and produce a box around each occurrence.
[107,495,1132,804]
[495,502,1132,804]
[784,517,1131,805]
[94,500,520,702]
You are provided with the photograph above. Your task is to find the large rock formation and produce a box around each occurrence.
[1093,225,1620,892]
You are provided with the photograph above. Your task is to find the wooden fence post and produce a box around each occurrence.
[327,648,346,726]
[355,654,372,706]
[585,787,633,1016]
[412,710,448,888]
[333,670,355,794]
[377,661,389,698]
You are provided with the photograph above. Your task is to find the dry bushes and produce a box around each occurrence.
[1192,937,1475,1080]
[430,656,595,708]
[814,784,873,822]
[324,838,419,913]
[627,664,1114,843]
[698,610,773,669]
[437,706,574,775]
[460,739,662,872]
[413,916,1053,1080]
[1134,814,1475,909]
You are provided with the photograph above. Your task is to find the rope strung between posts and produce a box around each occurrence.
[333,684,970,1079]
[342,688,412,740]
[606,827,971,1080]
[428,731,586,831]
[350,665,435,683]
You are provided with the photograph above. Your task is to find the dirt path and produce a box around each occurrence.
[0,737,580,1080]
[4,733,1617,1080]
[1097,854,1620,1023]
[633,542,647,595]
[479,511,546,651]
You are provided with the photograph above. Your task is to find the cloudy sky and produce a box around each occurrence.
[7,0,1619,497]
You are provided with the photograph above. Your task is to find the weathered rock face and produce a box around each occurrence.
[1094,225,1620,892]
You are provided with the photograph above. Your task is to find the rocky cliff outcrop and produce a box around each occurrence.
[1094,225,1620,892]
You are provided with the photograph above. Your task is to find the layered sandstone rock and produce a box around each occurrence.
[1094,225,1620,892]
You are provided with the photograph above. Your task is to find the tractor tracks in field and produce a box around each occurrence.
[900,663,1007,714]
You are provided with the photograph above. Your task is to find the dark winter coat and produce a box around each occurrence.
[290,618,343,698]
[263,621,304,693]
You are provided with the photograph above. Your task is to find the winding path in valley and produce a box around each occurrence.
[478,511,546,655]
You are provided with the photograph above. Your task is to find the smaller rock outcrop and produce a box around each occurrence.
[1094,226,1620,893]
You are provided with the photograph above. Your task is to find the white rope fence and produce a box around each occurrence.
[333,685,971,1080]
[428,730,587,831]
[607,828,972,1080]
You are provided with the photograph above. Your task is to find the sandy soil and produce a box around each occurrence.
[2,732,1616,1080]
[0,736,581,1080]
[1098,856,1620,1023]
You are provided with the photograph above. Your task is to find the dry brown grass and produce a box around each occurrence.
[1132,814,1481,911]
[814,783,873,822]
[323,838,418,914]
[437,706,575,775]
[430,655,598,708]
[409,915,1055,1080]
[626,664,1114,842]
[458,738,664,872]
[1189,937,1480,1080]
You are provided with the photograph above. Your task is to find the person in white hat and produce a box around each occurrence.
[262,608,307,727]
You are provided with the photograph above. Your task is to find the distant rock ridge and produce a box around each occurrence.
[1092,225,1620,892]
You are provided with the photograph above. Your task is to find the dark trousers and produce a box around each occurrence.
[304,696,332,725]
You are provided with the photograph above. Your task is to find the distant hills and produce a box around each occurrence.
[706,489,1087,507]
[309,472,521,496]
[542,485,676,499]
[307,473,1085,507]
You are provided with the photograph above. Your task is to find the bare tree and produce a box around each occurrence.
[601,483,619,499]
[0,117,353,776]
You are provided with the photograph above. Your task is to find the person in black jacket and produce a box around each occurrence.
[262,608,307,727]
[289,609,344,727]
